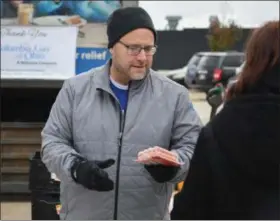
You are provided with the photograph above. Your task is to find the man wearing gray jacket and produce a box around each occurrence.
[41,6,202,220]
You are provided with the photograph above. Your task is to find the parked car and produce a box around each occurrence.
[158,66,188,86]
[184,53,203,87]
[173,53,206,86]
[185,51,245,93]
[158,53,203,86]
[169,65,188,85]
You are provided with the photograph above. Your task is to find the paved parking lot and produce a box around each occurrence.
[189,90,211,125]
[1,90,211,220]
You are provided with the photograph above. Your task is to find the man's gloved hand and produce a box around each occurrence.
[70,157,115,191]
[144,164,180,183]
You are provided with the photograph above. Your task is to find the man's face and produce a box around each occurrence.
[110,28,156,81]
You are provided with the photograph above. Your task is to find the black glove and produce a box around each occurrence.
[71,157,115,191]
[144,164,180,183]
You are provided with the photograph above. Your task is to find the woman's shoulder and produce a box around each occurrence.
[194,123,217,154]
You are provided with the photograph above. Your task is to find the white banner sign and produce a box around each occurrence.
[1,25,78,80]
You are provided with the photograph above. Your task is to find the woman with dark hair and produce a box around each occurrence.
[171,20,280,220]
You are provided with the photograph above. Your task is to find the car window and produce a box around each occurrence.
[187,54,202,66]
[197,55,220,69]
[222,55,244,67]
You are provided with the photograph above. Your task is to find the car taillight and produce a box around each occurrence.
[213,68,222,81]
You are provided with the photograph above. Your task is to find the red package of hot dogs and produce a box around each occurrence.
[136,147,181,166]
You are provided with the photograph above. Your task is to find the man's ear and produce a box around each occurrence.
[109,48,113,54]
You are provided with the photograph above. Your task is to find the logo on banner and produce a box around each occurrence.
[76,47,111,74]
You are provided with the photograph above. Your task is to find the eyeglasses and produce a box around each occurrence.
[118,41,157,56]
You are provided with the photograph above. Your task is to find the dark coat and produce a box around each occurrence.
[171,66,280,220]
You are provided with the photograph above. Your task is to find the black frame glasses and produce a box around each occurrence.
[118,41,157,56]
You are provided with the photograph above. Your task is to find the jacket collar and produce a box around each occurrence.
[94,61,112,93]
[94,60,150,94]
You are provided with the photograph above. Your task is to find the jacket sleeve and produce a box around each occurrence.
[169,90,203,183]
[171,127,213,220]
[41,79,82,183]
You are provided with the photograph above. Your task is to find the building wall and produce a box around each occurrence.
[153,28,252,70]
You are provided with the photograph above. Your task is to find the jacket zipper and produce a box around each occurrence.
[99,87,129,219]
[113,88,129,220]
[113,109,126,220]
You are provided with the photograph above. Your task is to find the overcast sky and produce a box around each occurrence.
[139,1,279,30]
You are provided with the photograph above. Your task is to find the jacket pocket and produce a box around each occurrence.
[141,166,168,195]
[143,166,173,219]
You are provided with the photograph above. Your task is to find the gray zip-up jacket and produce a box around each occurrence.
[41,63,202,220]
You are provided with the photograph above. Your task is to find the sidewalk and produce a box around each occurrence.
[1,202,31,220]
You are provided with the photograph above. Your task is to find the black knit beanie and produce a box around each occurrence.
[107,7,157,48]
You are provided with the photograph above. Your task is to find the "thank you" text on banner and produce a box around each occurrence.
[1,25,77,79]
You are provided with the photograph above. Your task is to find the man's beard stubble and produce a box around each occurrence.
[116,63,148,81]
[130,69,148,80]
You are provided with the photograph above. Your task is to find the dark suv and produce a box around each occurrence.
[184,51,244,92]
